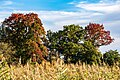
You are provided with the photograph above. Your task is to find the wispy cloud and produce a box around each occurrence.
[3,0,13,6]
[13,10,103,31]
[0,0,15,11]
[75,1,120,13]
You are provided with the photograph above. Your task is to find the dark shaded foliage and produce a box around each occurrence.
[103,50,120,66]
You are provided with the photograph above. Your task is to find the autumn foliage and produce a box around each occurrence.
[0,13,116,65]
[85,23,113,47]
[1,13,48,64]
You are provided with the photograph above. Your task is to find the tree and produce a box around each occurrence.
[46,24,85,63]
[85,23,113,47]
[46,24,102,64]
[1,13,48,64]
[79,41,102,65]
[103,50,120,66]
[46,23,114,64]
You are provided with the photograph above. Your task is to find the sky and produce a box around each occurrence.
[0,0,120,53]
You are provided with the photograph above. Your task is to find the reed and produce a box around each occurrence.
[0,59,120,80]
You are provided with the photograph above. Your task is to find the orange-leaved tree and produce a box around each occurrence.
[1,13,48,64]
[85,23,114,48]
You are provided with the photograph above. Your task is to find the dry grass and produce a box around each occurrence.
[1,59,120,80]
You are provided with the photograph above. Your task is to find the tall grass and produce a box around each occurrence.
[0,59,120,80]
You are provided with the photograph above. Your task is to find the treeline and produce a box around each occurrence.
[0,13,120,66]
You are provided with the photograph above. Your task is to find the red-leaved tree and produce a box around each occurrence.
[85,23,114,47]
[1,13,48,64]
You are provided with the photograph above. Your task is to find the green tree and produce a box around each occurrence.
[103,50,120,66]
[46,24,102,64]
[46,24,85,63]
[0,13,48,64]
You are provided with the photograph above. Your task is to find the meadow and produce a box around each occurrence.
[1,59,120,80]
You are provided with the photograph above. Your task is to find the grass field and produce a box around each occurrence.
[0,59,120,80]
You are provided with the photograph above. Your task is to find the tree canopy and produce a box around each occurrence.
[46,24,102,64]
[0,13,116,65]
[85,23,113,47]
[0,13,48,64]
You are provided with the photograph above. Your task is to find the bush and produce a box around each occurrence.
[0,42,16,65]
[103,50,120,66]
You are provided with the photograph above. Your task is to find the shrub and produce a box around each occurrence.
[103,50,120,66]
[0,42,16,65]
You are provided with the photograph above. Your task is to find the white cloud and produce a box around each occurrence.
[68,1,76,5]
[0,11,12,22]
[75,0,120,13]
[0,0,23,11]
[13,10,103,31]
[3,0,13,6]
[0,0,16,11]
[100,36,120,53]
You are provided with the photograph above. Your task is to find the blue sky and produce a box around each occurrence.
[0,0,102,11]
[0,0,120,53]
